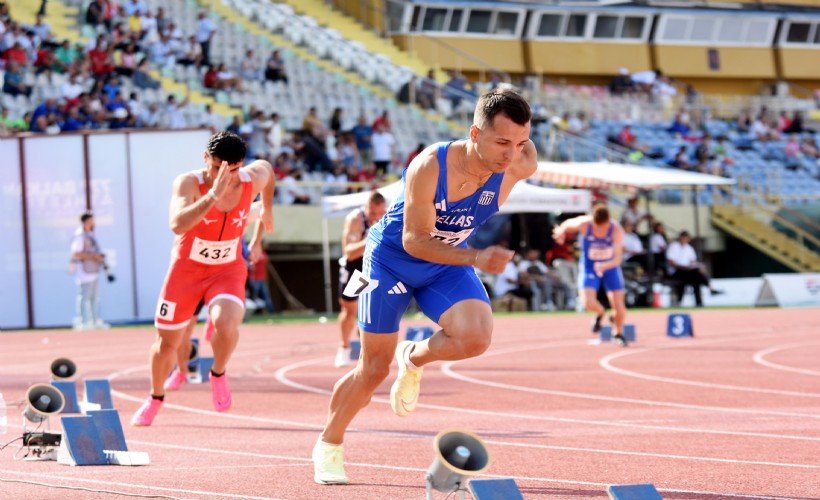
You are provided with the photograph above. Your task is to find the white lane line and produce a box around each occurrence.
[753,342,820,377]
[273,357,820,442]
[597,331,820,398]
[480,439,819,470]
[0,469,281,500]
[117,440,814,500]
[441,344,820,419]
[600,348,820,398]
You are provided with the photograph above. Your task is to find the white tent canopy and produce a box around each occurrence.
[533,161,736,191]
[319,181,592,312]
[322,181,592,218]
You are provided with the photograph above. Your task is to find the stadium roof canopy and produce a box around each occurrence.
[533,161,736,192]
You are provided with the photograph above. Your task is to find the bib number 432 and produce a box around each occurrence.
[189,237,239,265]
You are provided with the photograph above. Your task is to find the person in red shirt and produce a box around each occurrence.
[131,132,275,426]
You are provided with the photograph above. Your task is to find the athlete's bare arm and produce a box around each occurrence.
[402,149,512,274]
[169,172,220,235]
[497,139,538,205]
[342,210,365,261]
[246,159,275,234]
[246,159,275,262]
[553,215,592,244]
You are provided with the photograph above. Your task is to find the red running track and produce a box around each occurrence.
[0,308,818,499]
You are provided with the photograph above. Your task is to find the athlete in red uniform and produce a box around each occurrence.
[131,132,274,426]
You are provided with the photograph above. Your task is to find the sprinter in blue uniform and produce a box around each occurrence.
[552,203,628,346]
[313,89,537,485]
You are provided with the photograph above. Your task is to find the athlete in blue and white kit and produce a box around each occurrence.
[553,203,628,346]
[312,89,537,485]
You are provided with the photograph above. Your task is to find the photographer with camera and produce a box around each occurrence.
[69,210,112,330]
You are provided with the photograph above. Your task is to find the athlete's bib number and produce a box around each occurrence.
[190,237,238,265]
[342,269,379,297]
[430,228,474,247]
[588,246,614,261]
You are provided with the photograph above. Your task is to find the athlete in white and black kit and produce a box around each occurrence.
[334,191,386,367]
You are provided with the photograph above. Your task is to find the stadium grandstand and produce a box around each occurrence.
[0,0,818,324]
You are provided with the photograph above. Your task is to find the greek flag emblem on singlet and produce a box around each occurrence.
[478,191,495,206]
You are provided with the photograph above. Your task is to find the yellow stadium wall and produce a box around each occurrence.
[525,42,652,76]
[777,48,820,80]
[653,45,776,79]
[392,35,526,73]
[332,0,385,33]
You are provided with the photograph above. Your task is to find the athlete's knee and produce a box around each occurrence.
[357,348,393,385]
[449,320,492,358]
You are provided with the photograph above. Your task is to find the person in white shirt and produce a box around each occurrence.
[649,221,668,276]
[493,258,532,309]
[195,11,217,66]
[665,231,721,307]
[370,123,395,176]
[69,211,110,330]
[620,197,651,234]
[622,220,647,269]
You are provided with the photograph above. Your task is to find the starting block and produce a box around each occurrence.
[349,340,361,361]
[406,326,434,342]
[84,379,114,410]
[198,356,214,381]
[469,478,524,500]
[666,313,693,338]
[59,412,149,466]
[51,381,81,414]
[607,483,663,500]
[600,324,636,343]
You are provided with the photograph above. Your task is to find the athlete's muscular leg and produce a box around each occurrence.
[149,328,186,396]
[337,298,358,348]
[409,299,493,367]
[321,331,398,444]
[608,290,626,334]
[209,298,244,374]
[580,287,605,316]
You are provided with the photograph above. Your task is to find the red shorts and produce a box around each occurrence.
[154,259,248,330]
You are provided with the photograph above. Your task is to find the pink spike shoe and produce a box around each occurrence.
[210,372,232,412]
[163,369,187,391]
[130,396,163,426]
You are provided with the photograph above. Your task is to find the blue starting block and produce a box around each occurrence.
[198,357,214,382]
[600,324,636,343]
[84,379,114,410]
[58,415,108,465]
[469,478,524,500]
[607,483,663,500]
[52,381,81,414]
[406,326,434,342]
[666,313,693,338]
[87,409,128,452]
[60,412,149,466]
[349,340,361,361]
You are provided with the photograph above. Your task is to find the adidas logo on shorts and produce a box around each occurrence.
[387,282,408,295]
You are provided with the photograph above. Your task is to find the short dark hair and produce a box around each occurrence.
[207,131,247,164]
[679,230,690,239]
[367,191,386,205]
[592,203,610,225]
[80,210,94,223]
[474,88,532,129]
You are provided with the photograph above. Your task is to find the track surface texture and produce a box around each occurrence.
[1,307,818,499]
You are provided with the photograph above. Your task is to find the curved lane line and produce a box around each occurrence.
[273,357,820,442]
[753,342,820,377]
[442,343,820,419]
